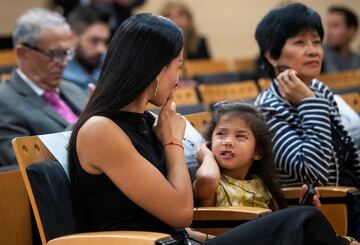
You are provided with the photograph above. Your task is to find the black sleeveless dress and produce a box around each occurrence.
[71,111,179,235]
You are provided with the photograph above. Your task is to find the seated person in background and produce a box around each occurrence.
[254,2,360,239]
[64,6,110,93]
[159,0,211,60]
[193,100,321,210]
[323,5,360,72]
[0,8,87,166]
[89,0,146,34]
[68,12,355,245]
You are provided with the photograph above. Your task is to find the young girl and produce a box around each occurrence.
[193,100,316,210]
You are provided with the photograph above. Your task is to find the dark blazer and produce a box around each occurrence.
[0,70,87,166]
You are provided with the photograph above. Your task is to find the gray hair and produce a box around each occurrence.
[12,8,67,47]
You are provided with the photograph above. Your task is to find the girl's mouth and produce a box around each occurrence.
[220,150,235,158]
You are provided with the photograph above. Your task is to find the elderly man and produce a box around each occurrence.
[0,8,87,166]
[323,5,360,72]
[63,6,110,93]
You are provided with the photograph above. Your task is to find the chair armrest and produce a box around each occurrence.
[193,206,271,221]
[192,207,271,236]
[47,231,171,245]
[282,186,358,199]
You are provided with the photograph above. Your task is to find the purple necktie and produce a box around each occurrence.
[42,90,78,124]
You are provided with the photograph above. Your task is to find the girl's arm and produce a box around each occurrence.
[193,143,220,206]
[76,97,193,228]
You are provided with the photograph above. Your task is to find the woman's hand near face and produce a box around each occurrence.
[277,69,315,105]
[153,94,186,144]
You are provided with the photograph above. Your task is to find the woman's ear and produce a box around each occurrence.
[264,51,276,67]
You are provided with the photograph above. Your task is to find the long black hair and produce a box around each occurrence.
[255,3,324,78]
[204,101,286,209]
[68,13,183,184]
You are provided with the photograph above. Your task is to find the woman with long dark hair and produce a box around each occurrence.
[68,12,351,244]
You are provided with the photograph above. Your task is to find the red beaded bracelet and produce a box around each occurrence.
[163,140,184,150]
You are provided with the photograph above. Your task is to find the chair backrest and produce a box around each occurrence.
[12,136,84,245]
[184,59,230,78]
[198,80,259,107]
[0,49,16,67]
[341,92,360,113]
[257,78,271,91]
[233,57,256,72]
[185,111,212,134]
[173,87,200,106]
[194,71,242,85]
[319,69,360,94]
[145,86,200,111]
[0,165,32,245]
[282,186,357,236]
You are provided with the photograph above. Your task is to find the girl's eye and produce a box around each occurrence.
[236,134,248,141]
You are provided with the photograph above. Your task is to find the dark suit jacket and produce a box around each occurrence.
[0,70,87,166]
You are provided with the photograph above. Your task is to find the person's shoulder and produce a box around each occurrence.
[255,88,277,107]
[80,116,116,134]
[61,79,86,92]
[0,80,19,103]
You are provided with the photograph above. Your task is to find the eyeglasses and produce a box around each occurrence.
[21,43,75,62]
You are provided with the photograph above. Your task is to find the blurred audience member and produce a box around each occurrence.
[159,0,211,60]
[64,6,110,93]
[90,0,146,34]
[323,5,360,72]
[0,8,87,166]
[52,0,80,16]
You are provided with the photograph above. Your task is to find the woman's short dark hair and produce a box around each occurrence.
[255,3,324,78]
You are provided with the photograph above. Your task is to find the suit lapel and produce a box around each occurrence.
[11,71,69,127]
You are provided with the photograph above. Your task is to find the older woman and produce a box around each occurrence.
[255,2,360,239]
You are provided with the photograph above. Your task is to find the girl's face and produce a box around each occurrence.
[268,30,323,85]
[211,115,261,180]
[149,49,184,106]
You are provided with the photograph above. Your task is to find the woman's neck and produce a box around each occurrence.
[119,91,150,113]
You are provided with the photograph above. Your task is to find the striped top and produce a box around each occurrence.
[255,79,360,187]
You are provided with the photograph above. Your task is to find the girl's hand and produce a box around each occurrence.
[277,69,314,105]
[196,142,214,163]
[153,95,185,144]
[299,184,321,208]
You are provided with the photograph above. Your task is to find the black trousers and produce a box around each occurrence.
[204,206,340,245]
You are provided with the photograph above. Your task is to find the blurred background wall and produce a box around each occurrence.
[1,0,359,59]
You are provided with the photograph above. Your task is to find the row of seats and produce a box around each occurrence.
[148,77,360,115]
[0,50,258,82]
[1,130,356,244]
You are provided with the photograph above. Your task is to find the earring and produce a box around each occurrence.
[154,80,159,97]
